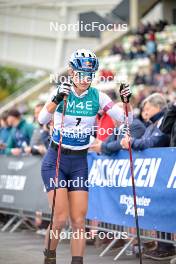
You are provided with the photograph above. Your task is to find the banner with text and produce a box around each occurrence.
[87,148,176,233]
[0,155,50,215]
[0,148,176,232]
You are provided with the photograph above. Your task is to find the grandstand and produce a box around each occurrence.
[0,0,176,114]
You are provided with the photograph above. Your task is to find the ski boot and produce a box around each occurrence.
[43,249,56,264]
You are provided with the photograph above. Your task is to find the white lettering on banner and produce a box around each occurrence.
[0,175,26,190]
[88,158,161,187]
[167,162,176,188]
[8,161,24,171]
[2,194,14,203]
[125,205,144,217]
[110,160,126,186]
[120,195,151,217]
[120,160,130,187]
[135,159,151,187]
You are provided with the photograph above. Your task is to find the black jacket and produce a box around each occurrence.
[131,110,170,150]
[160,103,176,147]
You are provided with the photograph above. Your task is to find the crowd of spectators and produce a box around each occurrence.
[0,20,176,262]
[111,20,171,61]
[0,103,50,156]
[99,20,176,111]
[89,20,176,261]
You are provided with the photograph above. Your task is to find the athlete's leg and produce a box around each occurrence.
[42,148,70,263]
[69,191,88,257]
[41,148,69,250]
[45,188,69,250]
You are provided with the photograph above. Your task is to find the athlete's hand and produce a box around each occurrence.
[119,83,132,103]
[58,82,71,98]
[51,82,71,105]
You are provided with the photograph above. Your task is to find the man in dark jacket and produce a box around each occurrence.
[90,118,146,154]
[121,93,170,150]
[121,93,175,261]
[160,102,176,147]
[160,102,176,264]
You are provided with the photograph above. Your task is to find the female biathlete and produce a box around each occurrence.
[38,49,133,264]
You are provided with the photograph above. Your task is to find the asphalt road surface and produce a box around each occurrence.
[0,230,171,264]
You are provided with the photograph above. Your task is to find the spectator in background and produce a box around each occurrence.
[162,50,172,71]
[137,22,146,35]
[160,101,176,147]
[138,101,151,127]
[0,111,11,154]
[160,101,176,263]
[90,103,146,155]
[146,32,157,56]
[150,54,161,75]
[5,109,33,156]
[155,20,168,32]
[121,93,175,260]
[121,93,170,151]
[111,43,124,56]
[24,103,50,156]
[90,118,146,155]
[133,69,147,85]
[168,46,176,70]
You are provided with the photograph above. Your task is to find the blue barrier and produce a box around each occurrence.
[86,148,176,233]
[0,148,176,233]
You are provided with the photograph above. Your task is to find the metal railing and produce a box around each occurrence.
[85,219,176,261]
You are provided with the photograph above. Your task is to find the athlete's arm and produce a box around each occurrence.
[38,90,57,125]
[38,82,71,125]
[99,91,133,124]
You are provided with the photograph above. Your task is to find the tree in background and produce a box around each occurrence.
[0,66,37,101]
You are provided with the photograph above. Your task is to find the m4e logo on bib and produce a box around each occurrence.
[67,100,93,116]
[67,101,92,110]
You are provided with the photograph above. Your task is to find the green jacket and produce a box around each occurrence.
[5,119,34,155]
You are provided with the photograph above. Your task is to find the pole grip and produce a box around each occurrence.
[124,101,129,118]
[63,95,67,101]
